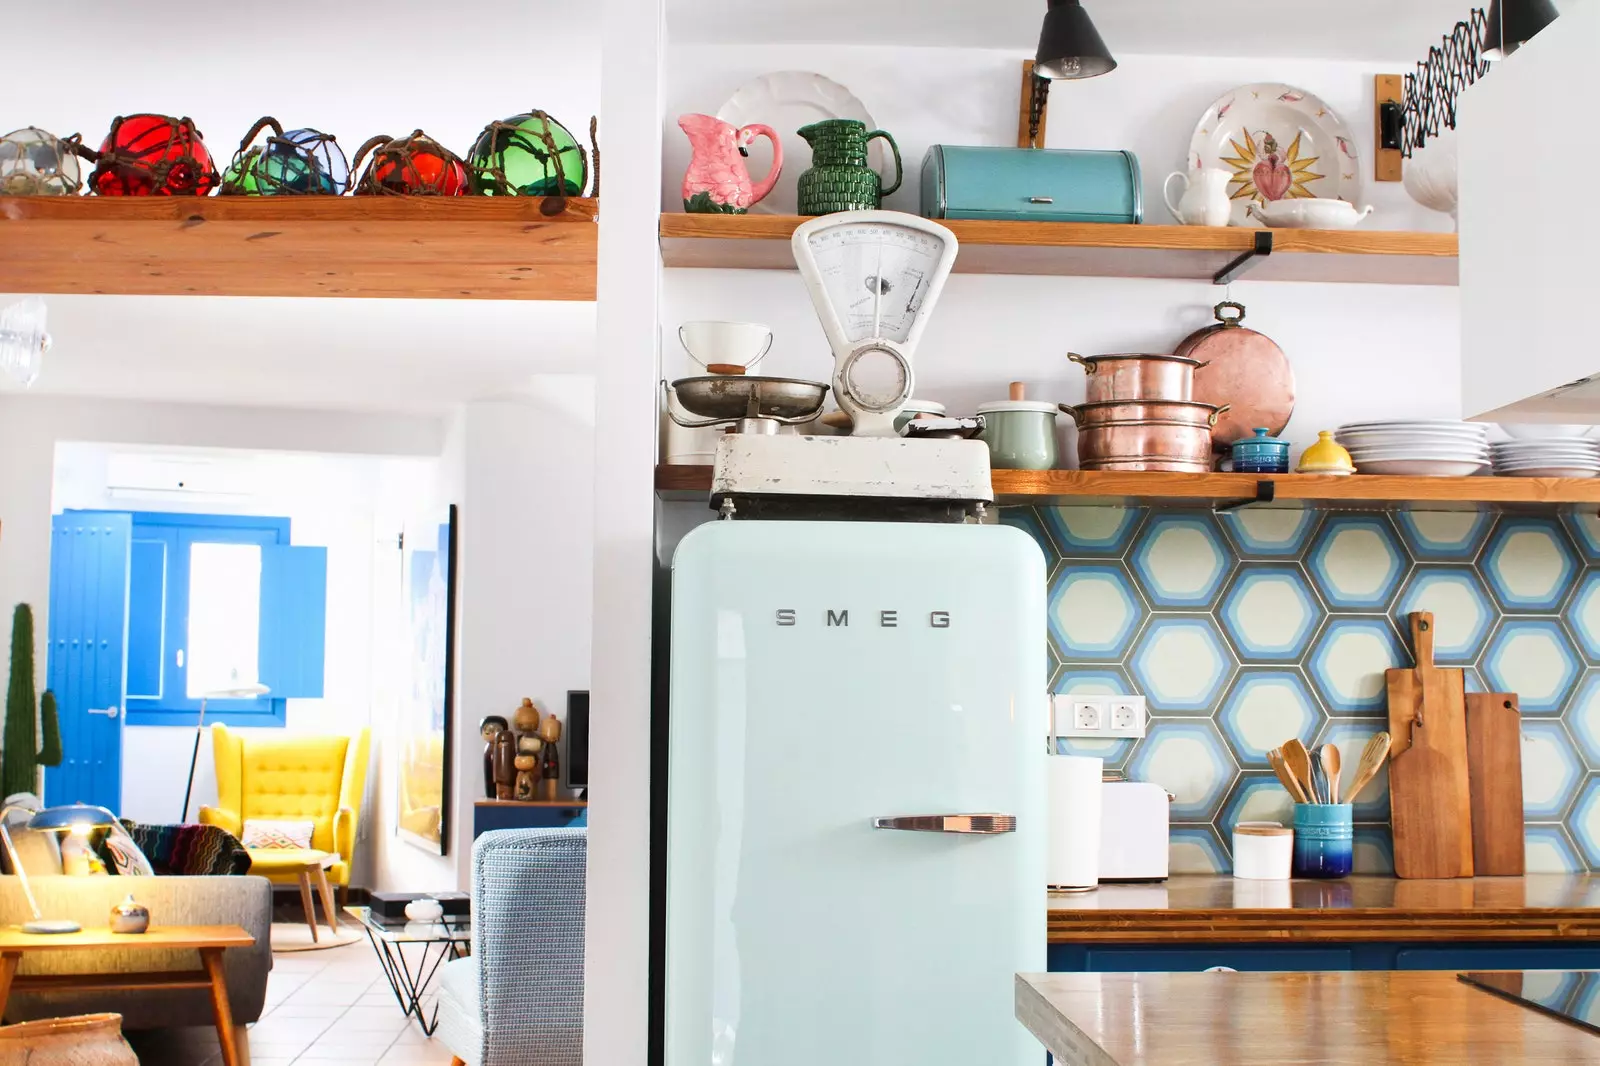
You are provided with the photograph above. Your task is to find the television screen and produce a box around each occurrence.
[566,690,589,792]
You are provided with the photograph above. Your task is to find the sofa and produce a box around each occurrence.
[436,828,586,1066]
[0,874,273,1029]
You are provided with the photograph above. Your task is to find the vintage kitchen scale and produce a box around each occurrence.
[663,210,991,520]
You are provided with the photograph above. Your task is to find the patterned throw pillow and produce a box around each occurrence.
[123,822,251,876]
[100,822,155,876]
[241,819,314,850]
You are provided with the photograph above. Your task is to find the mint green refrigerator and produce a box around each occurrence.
[664,519,1047,1065]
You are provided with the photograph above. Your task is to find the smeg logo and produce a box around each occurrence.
[775,609,951,629]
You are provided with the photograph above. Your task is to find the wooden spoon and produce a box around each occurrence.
[1267,747,1308,803]
[1345,732,1392,805]
[1321,744,1342,804]
[1283,738,1316,805]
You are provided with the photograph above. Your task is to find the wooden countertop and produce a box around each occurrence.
[1016,970,1600,1065]
[1049,875,1600,943]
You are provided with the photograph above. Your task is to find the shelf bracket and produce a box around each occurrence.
[1213,230,1273,285]
[1214,480,1277,514]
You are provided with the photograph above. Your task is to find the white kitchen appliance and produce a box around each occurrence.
[1098,780,1171,882]
[663,210,1047,1065]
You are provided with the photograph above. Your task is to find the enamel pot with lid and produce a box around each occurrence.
[1173,301,1294,452]
[977,382,1059,470]
[1066,352,1207,403]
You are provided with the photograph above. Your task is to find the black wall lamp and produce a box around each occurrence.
[1022,0,1116,149]
[1483,0,1559,58]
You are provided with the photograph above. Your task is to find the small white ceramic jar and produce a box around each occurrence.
[1232,822,1293,881]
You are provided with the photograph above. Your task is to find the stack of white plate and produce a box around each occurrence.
[1492,437,1600,478]
[1334,420,1491,476]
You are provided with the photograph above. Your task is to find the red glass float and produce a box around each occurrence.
[91,114,218,196]
[351,130,468,196]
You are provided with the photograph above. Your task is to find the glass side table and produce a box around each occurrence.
[343,905,471,1035]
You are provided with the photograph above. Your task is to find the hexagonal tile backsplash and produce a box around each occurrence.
[1006,505,1600,875]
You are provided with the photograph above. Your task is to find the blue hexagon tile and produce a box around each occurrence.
[1307,618,1407,716]
[1048,565,1145,662]
[1483,517,1580,613]
[1001,508,1058,568]
[1126,720,1237,822]
[1053,665,1135,696]
[1217,509,1321,559]
[1218,565,1324,663]
[1564,570,1600,663]
[1216,669,1324,768]
[1307,515,1408,609]
[1039,505,1143,558]
[1482,619,1583,715]
[1130,514,1234,608]
[1168,824,1230,874]
[1129,616,1237,715]
[1393,510,1493,562]
[1218,772,1295,841]
[1565,672,1600,770]
[1566,776,1600,869]
[1526,824,1584,874]
[1315,719,1392,821]
[1391,567,1497,664]
[1352,826,1395,875]
[1522,720,1585,821]
[1563,513,1600,561]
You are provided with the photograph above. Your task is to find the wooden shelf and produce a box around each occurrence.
[1,196,598,301]
[474,798,588,808]
[658,214,1458,286]
[656,465,1600,511]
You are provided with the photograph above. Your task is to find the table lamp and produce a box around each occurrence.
[1,803,117,933]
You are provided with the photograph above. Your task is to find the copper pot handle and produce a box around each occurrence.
[1058,403,1083,424]
[1207,404,1233,428]
[1193,359,1212,371]
[1066,353,1096,373]
[1214,302,1246,327]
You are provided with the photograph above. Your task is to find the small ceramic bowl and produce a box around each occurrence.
[1297,430,1356,475]
[1230,427,1290,474]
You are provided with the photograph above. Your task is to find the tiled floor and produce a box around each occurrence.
[126,938,453,1065]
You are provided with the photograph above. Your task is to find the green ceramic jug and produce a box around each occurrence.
[796,119,902,215]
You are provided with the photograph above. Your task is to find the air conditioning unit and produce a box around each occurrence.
[104,453,256,501]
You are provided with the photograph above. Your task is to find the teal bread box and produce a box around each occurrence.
[920,146,1142,224]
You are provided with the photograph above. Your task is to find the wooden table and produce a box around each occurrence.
[246,848,339,943]
[0,924,255,1066]
[1016,970,1600,1065]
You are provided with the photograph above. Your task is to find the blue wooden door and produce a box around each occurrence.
[44,512,131,811]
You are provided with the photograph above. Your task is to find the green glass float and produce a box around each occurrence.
[468,111,595,198]
[219,116,349,196]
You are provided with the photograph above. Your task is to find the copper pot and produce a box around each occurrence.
[1073,419,1218,469]
[1067,353,1208,403]
[1060,400,1229,427]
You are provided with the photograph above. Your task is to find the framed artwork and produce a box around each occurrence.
[397,505,458,855]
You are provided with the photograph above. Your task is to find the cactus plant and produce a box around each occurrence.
[3,604,61,798]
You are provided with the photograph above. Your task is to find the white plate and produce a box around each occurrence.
[1500,424,1598,440]
[1339,420,1488,433]
[1190,83,1361,227]
[1338,432,1490,445]
[1354,458,1490,476]
[716,70,883,216]
[1342,436,1492,449]
[1495,466,1600,478]
[1346,444,1491,455]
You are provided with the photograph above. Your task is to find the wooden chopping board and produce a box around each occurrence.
[1466,693,1525,876]
[1387,611,1474,879]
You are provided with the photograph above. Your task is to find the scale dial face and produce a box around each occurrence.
[803,220,951,345]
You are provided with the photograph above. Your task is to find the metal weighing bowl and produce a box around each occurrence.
[663,375,830,428]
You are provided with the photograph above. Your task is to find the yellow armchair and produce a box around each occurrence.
[199,723,371,895]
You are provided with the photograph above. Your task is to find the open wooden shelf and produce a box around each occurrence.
[659,214,1458,286]
[656,465,1600,511]
[474,798,588,808]
[1,196,599,301]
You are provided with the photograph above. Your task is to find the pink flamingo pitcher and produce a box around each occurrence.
[679,114,782,213]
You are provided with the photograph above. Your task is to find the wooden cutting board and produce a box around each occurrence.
[1387,611,1474,879]
[1466,692,1525,876]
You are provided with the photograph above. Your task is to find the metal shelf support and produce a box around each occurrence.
[1213,230,1273,285]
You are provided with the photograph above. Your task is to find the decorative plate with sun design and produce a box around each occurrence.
[1186,82,1360,227]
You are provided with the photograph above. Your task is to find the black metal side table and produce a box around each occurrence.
[343,905,471,1035]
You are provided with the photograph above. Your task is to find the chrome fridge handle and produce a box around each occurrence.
[872,814,1016,835]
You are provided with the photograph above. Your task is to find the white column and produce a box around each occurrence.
[588,0,665,1060]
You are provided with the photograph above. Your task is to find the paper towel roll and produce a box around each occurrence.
[1047,754,1103,891]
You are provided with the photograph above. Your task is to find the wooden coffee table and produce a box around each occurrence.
[0,924,255,1066]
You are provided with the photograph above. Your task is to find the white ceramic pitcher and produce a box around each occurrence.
[1162,167,1233,227]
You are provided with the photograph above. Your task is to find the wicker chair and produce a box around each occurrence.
[436,828,586,1066]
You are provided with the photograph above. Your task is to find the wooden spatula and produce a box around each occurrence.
[1283,739,1316,805]
[1321,744,1342,804]
[1346,732,1391,805]
[1268,747,1308,803]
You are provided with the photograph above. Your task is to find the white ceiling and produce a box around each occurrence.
[668,0,1474,59]
[2,295,596,416]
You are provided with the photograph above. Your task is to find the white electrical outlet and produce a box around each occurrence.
[1052,693,1145,738]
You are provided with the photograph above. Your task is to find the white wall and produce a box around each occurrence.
[662,46,1464,453]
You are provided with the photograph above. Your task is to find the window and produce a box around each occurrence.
[102,511,327,727]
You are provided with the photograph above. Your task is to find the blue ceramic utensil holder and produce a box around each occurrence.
[1293,803,1353,879]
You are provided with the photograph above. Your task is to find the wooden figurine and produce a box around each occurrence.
[492,728,518,800]
[513,697,540,737]
[479,715,509,800]
[513,754,539,800]
[538,714,562,801]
